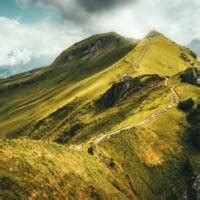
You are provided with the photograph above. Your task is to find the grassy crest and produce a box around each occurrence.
[0,31,199,199]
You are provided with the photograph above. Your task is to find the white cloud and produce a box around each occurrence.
[86,0,200,44]
[16,0,200,45]
[0,17,85,67]
[1,0,200,75]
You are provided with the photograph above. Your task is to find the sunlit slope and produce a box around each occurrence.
[0,31,200,200]
[0,32,197,138]
[0,32,137,137]
[123,31,198,76]
[0,139,138,200]
[0,72,199,200]
[12,74,165,140]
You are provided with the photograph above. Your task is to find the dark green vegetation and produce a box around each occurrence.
[0,31,199,199]
[180,67,200,86]
[96,74,164,108]
[184,104,200,150]
[178,98,195,112]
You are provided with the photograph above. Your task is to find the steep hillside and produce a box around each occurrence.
[0,32,137,138]
[123,31,198,76]
[0,139,139,200]
[0,31,200,200]
[0,31,196,138]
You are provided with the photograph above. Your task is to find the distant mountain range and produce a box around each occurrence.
[188,38,200,58]
[0,68,11,79]
[0,55,53,79]
[0,31,199,199]
[1,36,199,81]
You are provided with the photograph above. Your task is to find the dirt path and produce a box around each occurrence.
[123,37,151,71]
[93,77,180,145]
[134,38,151,69]
[92,37,180,146]
[70,38,180,150]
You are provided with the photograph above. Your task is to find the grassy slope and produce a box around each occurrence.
[0,32,195,138]
[0,139,137,200]
[100,80,200,200]
[0,77,199,200]
[0,32,199,199]
[124,32,197,76]
[0,32,136,137]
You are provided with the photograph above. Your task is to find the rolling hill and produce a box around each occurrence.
[0,31,199,200]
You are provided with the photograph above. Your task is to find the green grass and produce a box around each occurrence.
[0,31,200,199]
[0,32,193,138]
[0,139,138,200]
[0,33,137,137]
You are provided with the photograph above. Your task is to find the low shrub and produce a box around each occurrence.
[178,98,194,112]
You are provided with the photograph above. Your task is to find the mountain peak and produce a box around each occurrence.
[146,30,164,38]
[0,30,200,200]
[53,32,137,66]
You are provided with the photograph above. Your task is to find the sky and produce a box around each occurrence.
[0,0,200,75]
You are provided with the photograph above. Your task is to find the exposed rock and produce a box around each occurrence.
[196,174,200,199]
[96,76,135,108]
[185,174,198,200]
[180,52,197,64]
[180,68,200,86]
[96,74,164,108]
[122,74,133,81]
[53,32,133,65]
[180,53,193,63]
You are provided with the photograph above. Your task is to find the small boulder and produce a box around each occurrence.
[180,68,200,86]
[96,74,163,108]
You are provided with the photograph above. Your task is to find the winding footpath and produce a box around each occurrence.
[134,38,151,69]
[92,37,180,146]
[70,37,180,150]
[93,77,180,145]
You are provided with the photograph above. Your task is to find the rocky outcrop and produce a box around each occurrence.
[180,68,200,86]
[53,32,135,65]
[96,74,164,108]
[96,77,136,108]
[180,52,195,64]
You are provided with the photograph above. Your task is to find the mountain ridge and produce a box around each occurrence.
[0,31,199,200]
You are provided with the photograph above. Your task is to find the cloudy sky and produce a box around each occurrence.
[1,0,200,75]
